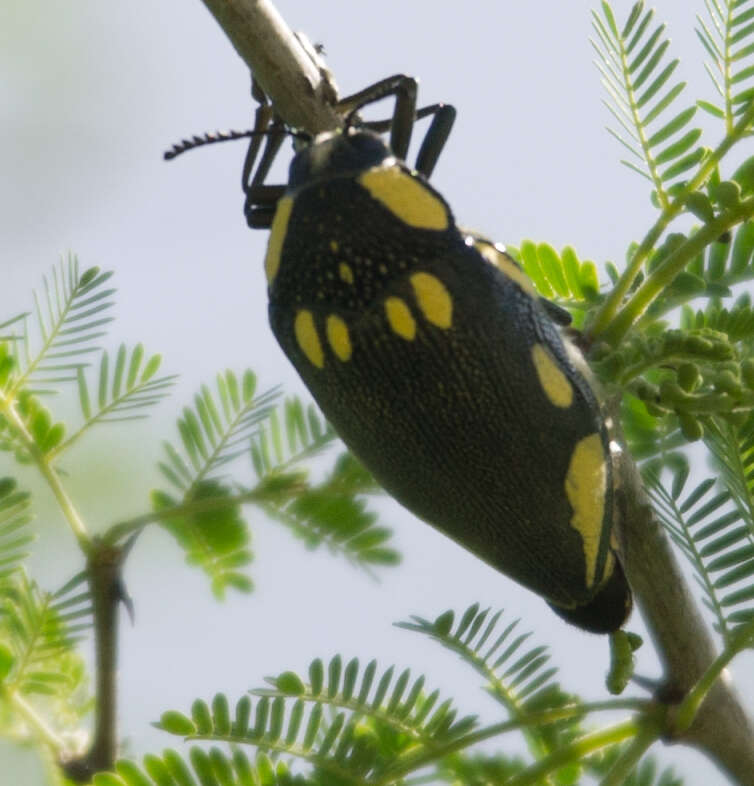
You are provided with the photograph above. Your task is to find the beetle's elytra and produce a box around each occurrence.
[246,76,632,633]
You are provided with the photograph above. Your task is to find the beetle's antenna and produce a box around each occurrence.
[164,127,312,162]
[164,129,266,161]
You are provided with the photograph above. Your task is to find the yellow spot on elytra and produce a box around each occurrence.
[326,314,352,361]
[474,240,538,298]
[294,310,324,368]
[565,434,606,588]
[330,240,339,253]
[384,297,416,340]
[339,263,354,284]
[265,196,293,284]
[410,272,452,328]
[531,344,573,408]
[358,167,448,230]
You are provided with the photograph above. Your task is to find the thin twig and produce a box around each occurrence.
[103,484,303,544]
[199,0,340,134]
[60,542,126,782]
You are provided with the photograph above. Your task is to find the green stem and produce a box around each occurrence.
[599,722,659,786]
[103,421,330,545]
[591,99,754,340]
[6,689,67,752]
[676,617,754,733]
[0,392,90,553]
[601,195,754,345]
[103,487,286,544]
[505,719,641,786]
[373,700,651,785]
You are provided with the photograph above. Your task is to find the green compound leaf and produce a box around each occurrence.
[0,478,33,579]
[149,670,475,784]
[397,604,583,759]
[508,242,600,311]
[11,256,116,394]
[152,480,253,601]
[644,450,754,643]
[159,369,279,493]
[0,569,92,729]
[592,2,699,208]
[696,0,754,131]
[95,749,308,786]
[50,344,176,457]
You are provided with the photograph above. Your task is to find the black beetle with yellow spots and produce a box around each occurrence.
[246,75,632,633]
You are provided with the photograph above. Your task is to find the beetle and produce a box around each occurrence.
[170,74,632,633]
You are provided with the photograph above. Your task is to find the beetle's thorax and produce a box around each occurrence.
[266,137,456,315]
[288,129,396,192]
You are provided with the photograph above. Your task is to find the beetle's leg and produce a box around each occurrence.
[241,78,273,193]
[243,120,287,229]
[413,103,456,179]
[243,77,289,229]
[244,184,286,230]
[248,120,286,190]
[342,72,456,180]
[361,102,456,179]
[338,74,418,161]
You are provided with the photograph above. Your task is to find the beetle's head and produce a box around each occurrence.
[288,128,393,190]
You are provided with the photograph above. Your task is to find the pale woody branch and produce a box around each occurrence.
[200,0,340,134]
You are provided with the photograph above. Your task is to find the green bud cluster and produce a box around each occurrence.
[681,293,754,342]
[592,328,736,383]
[684,177,745,224]
[709,180,742,209]
[596,326,754,443]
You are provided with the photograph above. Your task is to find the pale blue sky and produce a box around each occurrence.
[1,1,750,783]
